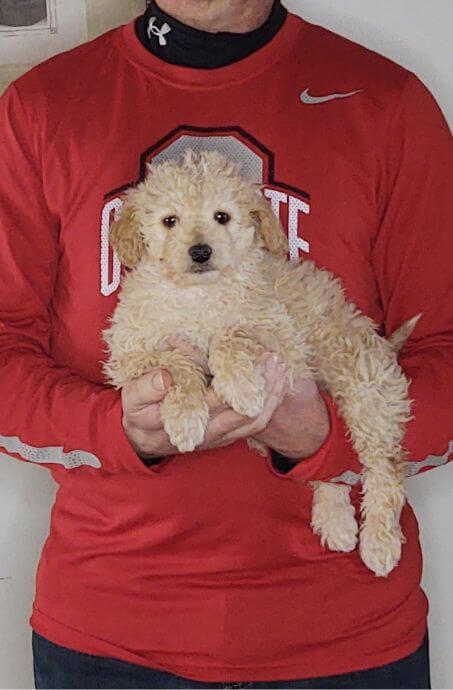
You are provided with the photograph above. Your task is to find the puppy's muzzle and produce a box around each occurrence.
[188,243,212,264]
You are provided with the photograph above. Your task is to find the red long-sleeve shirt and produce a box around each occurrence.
[0,11,452,682]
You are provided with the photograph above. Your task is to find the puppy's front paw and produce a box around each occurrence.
[212,367,265,418]
[160,394,209,453]
[359,521,405,577]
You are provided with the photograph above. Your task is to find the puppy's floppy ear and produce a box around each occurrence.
[109,204,145,269]
[250,196,288,257]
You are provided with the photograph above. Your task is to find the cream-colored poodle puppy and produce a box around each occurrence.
[103,149,417,577]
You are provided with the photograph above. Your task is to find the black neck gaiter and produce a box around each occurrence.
[135,0,287,69]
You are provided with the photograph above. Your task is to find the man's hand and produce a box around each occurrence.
[121,353,288,459]
[252,376,330,460]
[121,368,176,459]
[200,354,289,450]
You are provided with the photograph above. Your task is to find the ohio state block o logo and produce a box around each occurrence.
[100,126,311,296]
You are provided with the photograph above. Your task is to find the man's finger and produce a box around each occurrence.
[209,361,288,446]
[202,407,249,445]
[254,355,288,424]
[205,387,229,416]
[122,368,173,411]
[257,370,288,427]
[134,428,178,457]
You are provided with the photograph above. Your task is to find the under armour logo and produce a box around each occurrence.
[147,17,172,46]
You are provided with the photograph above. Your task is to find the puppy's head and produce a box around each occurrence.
[110,150,288,285]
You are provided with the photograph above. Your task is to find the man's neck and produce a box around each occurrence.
[154,0,275,33]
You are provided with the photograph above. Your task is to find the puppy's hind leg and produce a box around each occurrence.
[311,481,359,552]
[359,457,406,577]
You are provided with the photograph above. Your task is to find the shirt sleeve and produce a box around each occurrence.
[372,73,453,479]
[273,73,453,485]
[0,83,150,476]
[270,392,363,483]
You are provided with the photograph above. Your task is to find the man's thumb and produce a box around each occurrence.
[149,369,172,395]
[129,369,172,406]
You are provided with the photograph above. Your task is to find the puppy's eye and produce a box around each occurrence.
[162,216,178,228]
[214,211,231,225]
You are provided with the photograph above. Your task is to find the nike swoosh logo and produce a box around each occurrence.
[300,88,363,105]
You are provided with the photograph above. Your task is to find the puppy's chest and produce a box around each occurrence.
[121,275,293,352]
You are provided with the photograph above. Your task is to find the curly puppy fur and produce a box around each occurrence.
[103,150,415,577]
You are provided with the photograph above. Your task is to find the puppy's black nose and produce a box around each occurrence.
[188,243,212,264]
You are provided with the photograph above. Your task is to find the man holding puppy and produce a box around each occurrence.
[0,0,451,687]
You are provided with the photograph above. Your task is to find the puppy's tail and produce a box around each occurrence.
[388,313,422,353]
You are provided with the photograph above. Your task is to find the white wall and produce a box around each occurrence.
[1,1,452,688]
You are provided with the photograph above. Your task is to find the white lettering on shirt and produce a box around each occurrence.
[101,197,123,296]
[263,188,310,262]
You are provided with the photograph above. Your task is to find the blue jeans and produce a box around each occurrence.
[32,631,430,689]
